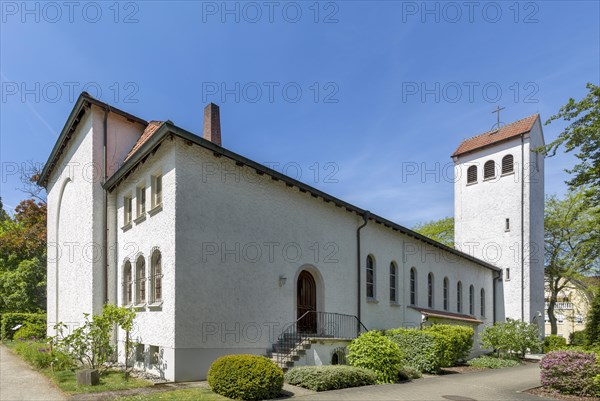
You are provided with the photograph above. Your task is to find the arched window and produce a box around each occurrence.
[427,273,434,308]
[467,165,478,184]
[389,262,397,303]
[443,277,449,311]
[151,250,163,303]
[135,256,146,304]
[469,285,475,315]
[457,281,463,313]
[366,255,375,299]
[123,261,132,306]
[502,155,514,174]
[410,268,417,305]
[484,160,496,179]
[480,288,486,317]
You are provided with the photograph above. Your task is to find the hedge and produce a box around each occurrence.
[424,324,474,366]
[543,335,567,353]
[570,330,587,346]
[541,350,600,397]
[1,313,46,340]
[385,328,445,373]
[207,355,283,400]
[284,365,377,391]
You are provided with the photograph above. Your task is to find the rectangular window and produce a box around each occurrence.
[136,186,146,217]
[410,269,417,306]
[557,314,564,324]
[366,256,375,299]
[149,345,160,365]
[505,218,510,231]
[151,174,162,209]
[135,344,145,363]
[124,195,133,225]
[505,268,510,281]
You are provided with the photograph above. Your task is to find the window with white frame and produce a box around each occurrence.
[467,165,477,184]
[457,281,463,313]
[389,262,397,303]
[410,268,417,306]
[480,288,486,317]
[427,273,434,308]
[484,160,496,180]
[366,255,375,299]
[502,155,514,174]
[136,185,146,217]
[124,195,133,225]
[443,277,449,311]
[123,261,133,306]
[151,174,162,209]
[135,256,146,304]
[151,250,163,303]
[469,285,475,315]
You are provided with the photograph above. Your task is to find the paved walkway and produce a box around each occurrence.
[293,363,555,401]
[0,344,67,401]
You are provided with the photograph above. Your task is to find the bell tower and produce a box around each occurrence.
[452,114,545,332]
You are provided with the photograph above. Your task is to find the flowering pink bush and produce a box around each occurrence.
[540,350,600,397]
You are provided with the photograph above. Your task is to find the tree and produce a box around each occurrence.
[541,83,600,202]
[0,198,9,222]
[585,288,600,345]
[480,319,541,358]
[412,217,454,247]
[545,190,600,335]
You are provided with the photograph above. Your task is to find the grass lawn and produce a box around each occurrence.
[116,388,229,401]
[47,369,153,394]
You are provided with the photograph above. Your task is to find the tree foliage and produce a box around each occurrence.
[0,199,47,314]
[480,319,541,358]
[544,190,600,335]
[542,83,600,202]
[412,217,454,247]
[585,288,600,345]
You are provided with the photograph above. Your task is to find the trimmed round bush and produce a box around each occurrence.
[541,350,600,397]
[207,355,283,400]
[424,324,474,366]
[347,331,403,384]
[284,365,377,391]
[386,328,445,373]
[543,335,567,353]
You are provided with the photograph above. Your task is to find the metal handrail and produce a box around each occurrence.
[272,311,368,367]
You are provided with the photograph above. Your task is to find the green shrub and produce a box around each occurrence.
[207,355,283,400]
[570,330,587,346]
[14,340,74,370]
[13,322,47,341]
[480,319,541,358]
[347,331,403,384]
[284,365,377,391]
[544,335,567,353]
[399,366,422,380]
[385,328,445,373]
[424,324,474,366]
[585,289,600,346]
[467,355,521,369]
[1,313,46,340]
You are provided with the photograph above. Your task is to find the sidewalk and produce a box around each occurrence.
[0,344,67,401]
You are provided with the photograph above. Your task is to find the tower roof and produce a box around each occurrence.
[452,114,539,158]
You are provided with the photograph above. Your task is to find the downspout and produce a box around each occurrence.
[103,107,110,304]
[356,211,370,324]
[493,270,502,324]
[520,133,525,322]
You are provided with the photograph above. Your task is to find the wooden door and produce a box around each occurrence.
[297,271,317,333]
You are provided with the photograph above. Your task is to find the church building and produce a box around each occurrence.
[39,93,543,381]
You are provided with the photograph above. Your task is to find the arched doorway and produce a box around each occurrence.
[297,270,317,333]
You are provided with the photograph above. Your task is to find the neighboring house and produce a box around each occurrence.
[544,277,599,341]
[38,93,543,381]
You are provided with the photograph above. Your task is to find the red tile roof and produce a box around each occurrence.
[452,114,539,157]
[125,121,164,161]
[409,306,483,324]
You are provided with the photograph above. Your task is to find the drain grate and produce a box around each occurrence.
[442,396,477,401]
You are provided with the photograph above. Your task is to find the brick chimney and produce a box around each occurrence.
[203,103,221,146]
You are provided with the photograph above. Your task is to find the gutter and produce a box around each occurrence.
[356,211,370,324]
[521,133,525,321]
[493,270,502,324]
[102,107,110,304]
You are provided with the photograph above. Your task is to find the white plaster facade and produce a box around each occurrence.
[42,94,518,382]
[454,116,545,332]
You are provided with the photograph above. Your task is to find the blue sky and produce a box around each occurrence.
[1,0,598,227]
